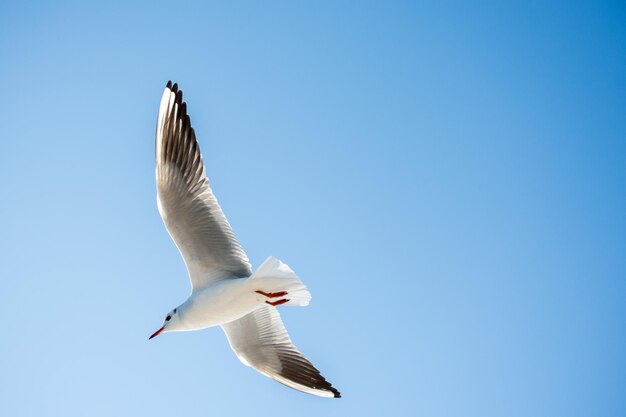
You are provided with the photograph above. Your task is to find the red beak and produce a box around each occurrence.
[149,326,165,340]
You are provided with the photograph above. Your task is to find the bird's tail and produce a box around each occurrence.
[249,256,311,307]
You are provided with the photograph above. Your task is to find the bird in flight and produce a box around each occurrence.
[149,81,340,398]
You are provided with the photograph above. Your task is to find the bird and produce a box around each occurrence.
[148,81,341,398]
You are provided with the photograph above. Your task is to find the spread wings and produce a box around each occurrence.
[155,82,252,289]
[221,306,341,398]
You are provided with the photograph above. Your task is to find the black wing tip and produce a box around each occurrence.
[164,81,187,120]
[165,80,180,95]
[279,357,341,398]
[321,383,341,398]
[165,81,184,106]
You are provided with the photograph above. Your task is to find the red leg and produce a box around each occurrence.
[255,290,288,298]
[265,298,290,307]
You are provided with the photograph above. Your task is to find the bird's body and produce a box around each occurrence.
[168,261,310,331]
[171,278,256,331]
[149,81,340,398]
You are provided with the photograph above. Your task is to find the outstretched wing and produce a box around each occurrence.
[221,306,341,398]
[156,81,252,290]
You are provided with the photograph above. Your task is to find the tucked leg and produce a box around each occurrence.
[255,290,288,298]
[265,298,290,307]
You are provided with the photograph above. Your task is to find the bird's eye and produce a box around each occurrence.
[166,315,171,321]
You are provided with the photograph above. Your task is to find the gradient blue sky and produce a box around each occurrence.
[1,1,625,416]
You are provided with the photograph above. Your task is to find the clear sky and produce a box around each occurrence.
[0,1,624,416]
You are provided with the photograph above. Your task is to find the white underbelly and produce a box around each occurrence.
[181,278,263,330]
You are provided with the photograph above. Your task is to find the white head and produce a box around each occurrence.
[149,307,182,339]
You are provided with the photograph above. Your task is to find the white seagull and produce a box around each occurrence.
[148,81,341,398]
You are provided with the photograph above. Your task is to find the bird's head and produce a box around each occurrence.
[149,308,180,339]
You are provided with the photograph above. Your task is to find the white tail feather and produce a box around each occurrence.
[250,257,311,306]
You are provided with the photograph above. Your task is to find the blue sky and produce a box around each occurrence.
[0,1,625,416]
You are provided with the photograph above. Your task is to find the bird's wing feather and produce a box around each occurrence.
[156,82,252,289]
[221,306,341,398]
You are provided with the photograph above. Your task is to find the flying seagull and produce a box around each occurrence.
[149,81,340,398]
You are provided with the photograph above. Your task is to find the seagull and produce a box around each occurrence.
[148,81,341,398]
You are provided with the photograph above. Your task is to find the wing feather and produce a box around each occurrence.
[156,82,252,289]
[221,306,341,398]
